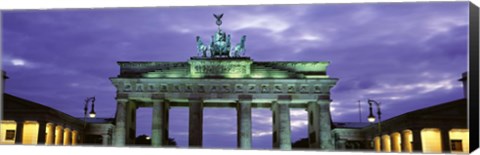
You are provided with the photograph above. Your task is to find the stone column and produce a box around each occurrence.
[46,123,55,145]
[272,95,292,150]
[411,128,423,153]
[102,134,110,146]
[126,102,137,145]
[402,130,412,152]
[63,128,71,145]
[237,95,252,149]
[162,101,170,145]
[441,128,451,153]
[308,98,334,150]
[188,98,203,147]
[318,99,334,150]
[15,120,24,144]
[113,99,128,146]
[71,130,78,145]
[152,98,165,147]
[335,139,347,150]
[37,121,47,145]
[55,125,64,145]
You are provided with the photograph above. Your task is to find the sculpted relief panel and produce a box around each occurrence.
[193,64,246,74]
[116,80,335,96]
[189,59,253,78]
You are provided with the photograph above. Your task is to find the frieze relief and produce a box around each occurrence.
[299,84,309,94]
[235,84,244,93]
[185,84,193,92]
[258,62,328,72]
[147,84,156,92]
[260,84,270,93]
[273,84,283,93]
[117,81,333,95]
[287,84,296,93]
[136,84,144,92]
[189,59,252,77]
[193,64,246,74]
[248,84,257,93]
[160,84,168,92]
[198,85,206,93]
[120,62,187,73]
[124,83,132,92]
[313,85,321,93]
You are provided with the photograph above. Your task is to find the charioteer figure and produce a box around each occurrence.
[195,13,247,58]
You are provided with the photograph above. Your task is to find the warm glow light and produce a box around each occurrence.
[0,121,17,145]
[449,129,469,153]
[146,136,151,140]
[382,135,392,152]
[46,123,55,145]
[421,128,442,153]
[368,116,375,123]
[402,130,413,152]
[391,132,402,152]
[374,136,381,152]
[89,113,96,118]
[55,126,63,145]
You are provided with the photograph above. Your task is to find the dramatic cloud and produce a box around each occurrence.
[2,2,468,148]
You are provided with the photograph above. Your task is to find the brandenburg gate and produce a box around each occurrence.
[110,14,338,150]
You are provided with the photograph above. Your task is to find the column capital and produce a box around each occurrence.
[15,119,25,123]
[188,96,203,101]
[317,95,331,101]
[316,99,332,105]
[115,93,129,100]
[277,95,291,104]
[238,95,253,101]
[440,127,452,132]
[410,127,423,132]
[151,94,165,100]
[116,98,128,103]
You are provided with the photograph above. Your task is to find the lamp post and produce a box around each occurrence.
[367,99,382,151]
[83,96,96,144]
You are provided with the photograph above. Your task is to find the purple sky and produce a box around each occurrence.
[2,2,468,149]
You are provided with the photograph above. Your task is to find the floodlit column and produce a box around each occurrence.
[236,95,252,149]
[126,102,137,144]
[411,128,422,152]
[335,139,347,150]
[152,98,165,147]
[188,98,203,147]
[15,120,24,144]
[113,99,128,146]
[318,99,334,150]
[391,132,402,152]
[55,125,64,145]
[37,121,47,145]
[272,96,292,150]
[162,101,170,145]
[102,134,110,146]
[46,123,55,145]
[63,128,71,145]
[308,98,334,150]
[441,128,451,153]
[71,130,78,145]
[402,130,413,152]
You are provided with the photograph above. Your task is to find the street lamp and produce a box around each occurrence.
[368,99,382,131]
[83,96,96,144]
[367,99,382,151]
[367,101,376,123]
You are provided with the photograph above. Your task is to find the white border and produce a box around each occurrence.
[0,0,478,155]
[0,0,475,10]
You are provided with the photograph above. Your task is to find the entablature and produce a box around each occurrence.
[116,58,332,79]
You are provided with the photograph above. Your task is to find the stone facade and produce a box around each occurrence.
[332,98,468,153]
[110,57,338,150]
